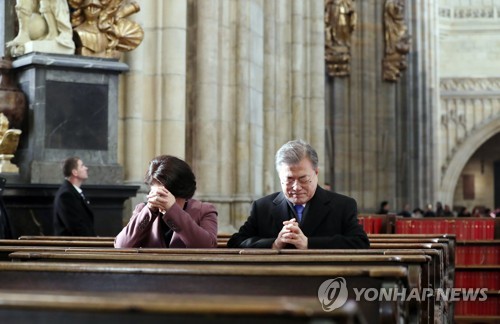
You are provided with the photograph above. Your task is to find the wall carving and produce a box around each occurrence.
[324,0,356,77]
[439,78,500,180]
[7,0,75,56]
[439,6,499,19]
[382,0,410,82]
[69,0,144,58]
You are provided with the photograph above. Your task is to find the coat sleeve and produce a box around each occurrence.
[114,203,161,248]
[55,191,95,236]
[226,201,276,248]
[163,202,218,248]
[307,197,370,249]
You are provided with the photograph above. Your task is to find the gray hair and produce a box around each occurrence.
[275,139,319,171]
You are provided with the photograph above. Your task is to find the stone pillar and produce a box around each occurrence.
[190,0,220,197]
[263,0,281,193]
[398,0,439,209]
[325,0,439,212]
[160,0,188,158]
[121,0,188,211]
[327,0,393,211]
[308,0,326,177]
[291,0,306,141]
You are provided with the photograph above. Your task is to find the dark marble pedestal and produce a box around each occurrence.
[11,52,128,184]
[3,52,137,237]
[3,182,139,237]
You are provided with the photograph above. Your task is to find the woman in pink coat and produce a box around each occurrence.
[114,155,218,248]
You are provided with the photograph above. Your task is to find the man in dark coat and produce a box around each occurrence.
[228,140,369,249]
[53,157,95,236]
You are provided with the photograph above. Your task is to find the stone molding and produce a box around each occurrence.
[439,6,500,20]
[440,78,500,97]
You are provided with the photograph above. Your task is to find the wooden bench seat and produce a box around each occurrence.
[8,251,432,323]
[9,251,431,296]
[0,262,410,323]
[0,239,114,247]
[0,290,366,324]
[1,235,454,324]
[18,236,115,241]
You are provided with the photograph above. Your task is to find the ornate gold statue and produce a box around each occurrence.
[382,0,411,82]
[69,0,144,58]
[7,0,75,57]
[324,0,356,77]
[0,113,22,173]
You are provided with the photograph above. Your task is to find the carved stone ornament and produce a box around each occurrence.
[0,58,25,173]
[0,112,22,173]
[324,0,356,77]
[69,0,144,58]
[382,0,411,82]
[7,0,76,57]
[0,59,26,130]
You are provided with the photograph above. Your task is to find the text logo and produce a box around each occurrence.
[317,277,348,312]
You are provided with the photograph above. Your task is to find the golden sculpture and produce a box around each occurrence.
[69,0,144,58]
[7,0,75,57]
[324,0,356,77]
[382,0,411,82]
[0,113,22,173]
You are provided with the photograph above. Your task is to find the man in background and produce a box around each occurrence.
[53,157,95,236]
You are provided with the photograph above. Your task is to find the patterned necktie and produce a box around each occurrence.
[294,205,304,222]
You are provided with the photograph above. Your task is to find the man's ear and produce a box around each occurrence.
[71,169,78,177]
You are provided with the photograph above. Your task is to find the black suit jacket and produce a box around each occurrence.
[227,186,369,249]
[53,180,96,236]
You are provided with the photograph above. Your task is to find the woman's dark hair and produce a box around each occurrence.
[144,155,197,199]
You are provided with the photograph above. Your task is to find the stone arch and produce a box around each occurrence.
[440,117,500,205]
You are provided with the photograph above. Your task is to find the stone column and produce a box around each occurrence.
[263,0,292,194]
[160,0,188,157]
[187,0,247,233]
[192,0,220,194]
[327,0,392,211]
[325,0,439,212]
[121,0,188,211]
[217,0,238,230]
[309,0,326,177]
[398,0,439,209]
[291,0,306,141]
[234,0,252,198]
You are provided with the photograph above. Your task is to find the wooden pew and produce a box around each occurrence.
[8,252,430,292]
[9,251,430,297]
[0,290,366,324]
[0,262,409,324]
[369,242,450,323]
[2,235,453,323]
[0,239,114,247]
[370,235,456,289]
[8,251,431,324]
[18,236,115,241]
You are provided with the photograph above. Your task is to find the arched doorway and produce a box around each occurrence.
[440,118,500,212]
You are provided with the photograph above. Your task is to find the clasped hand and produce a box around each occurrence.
[273,218,308,250]
[147,186,176,214]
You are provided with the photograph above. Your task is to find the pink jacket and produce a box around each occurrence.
[114,199,218,248]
